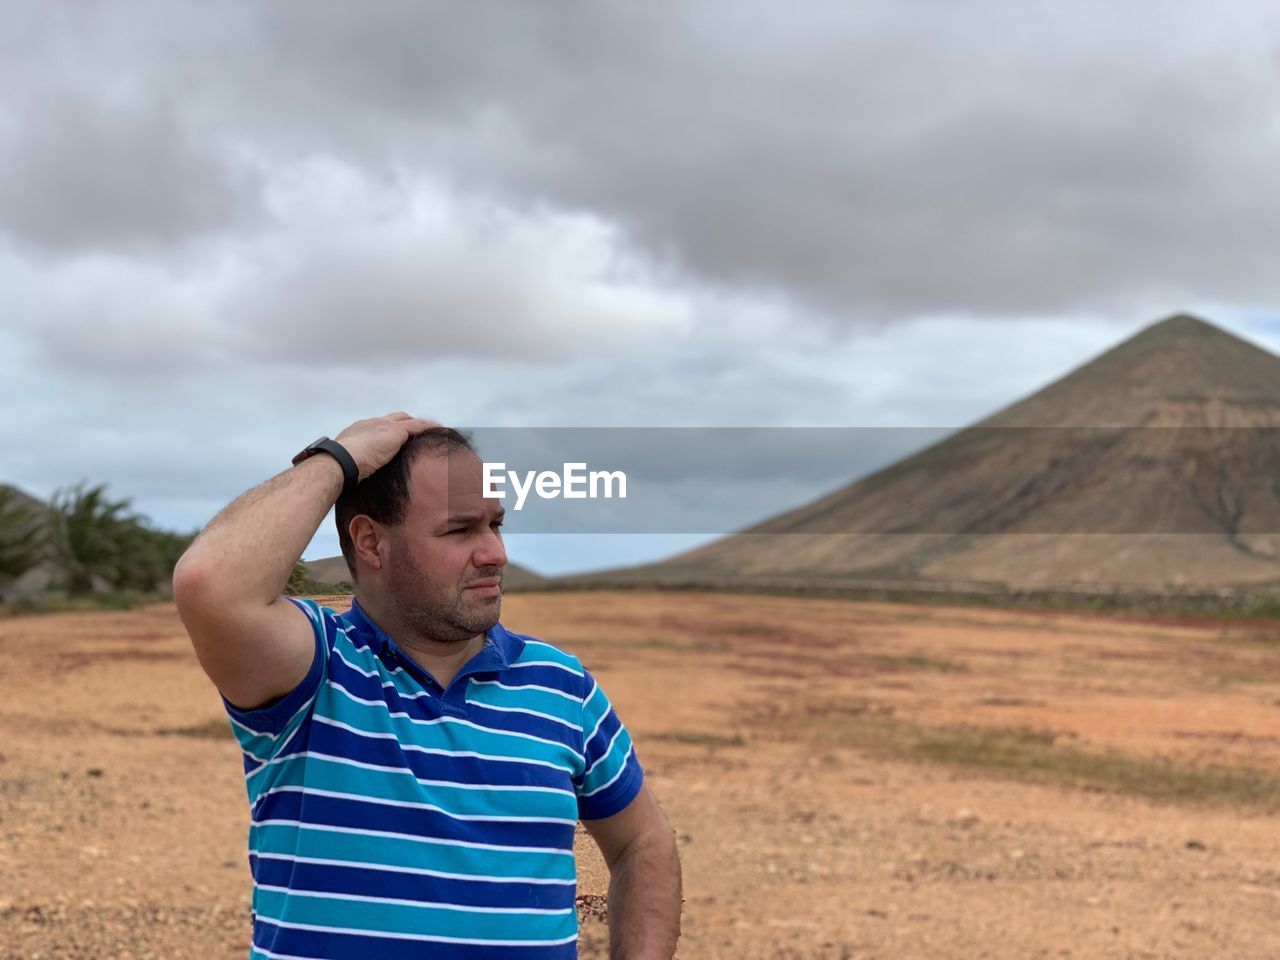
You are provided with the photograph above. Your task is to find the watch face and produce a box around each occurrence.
[291,437,330,466]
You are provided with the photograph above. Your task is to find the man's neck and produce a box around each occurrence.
[355,592,485,689]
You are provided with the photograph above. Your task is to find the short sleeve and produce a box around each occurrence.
[576,667,644,821]
[222,596,331,763]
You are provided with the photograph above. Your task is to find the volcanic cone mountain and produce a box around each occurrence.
[617,314,1280,590]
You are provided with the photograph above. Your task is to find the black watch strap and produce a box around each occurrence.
[292,436,359,497]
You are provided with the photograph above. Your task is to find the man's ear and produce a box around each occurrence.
[349,515,386,575]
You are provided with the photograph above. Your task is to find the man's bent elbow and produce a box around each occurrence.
[172,551,233,611]
[171,551,207,613]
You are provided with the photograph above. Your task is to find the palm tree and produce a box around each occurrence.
[0,487,43,580]
[47,481,140,596]
[114,524,194,593]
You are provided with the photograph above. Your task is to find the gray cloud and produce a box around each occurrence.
[0,77,262,254]
[15,164,694,377]
[7,1,1280,324]
[214,2,1280,320]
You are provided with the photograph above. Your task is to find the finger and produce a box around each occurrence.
[386,411,412,420]
[407,418,443,433]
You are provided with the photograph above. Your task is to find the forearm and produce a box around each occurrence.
[607,830,682,960]
[175,456,344,606]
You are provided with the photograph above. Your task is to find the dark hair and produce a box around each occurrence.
[334,427,476,581]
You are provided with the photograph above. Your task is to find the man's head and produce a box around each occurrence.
[336,428,507,641]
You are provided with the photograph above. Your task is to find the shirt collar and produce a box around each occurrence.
[343,596,523,673]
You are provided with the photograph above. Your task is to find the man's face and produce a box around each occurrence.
[383,450,507,642]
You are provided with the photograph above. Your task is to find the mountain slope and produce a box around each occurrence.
[603,314,1280,590]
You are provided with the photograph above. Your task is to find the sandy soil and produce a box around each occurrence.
[2,591,1279,958]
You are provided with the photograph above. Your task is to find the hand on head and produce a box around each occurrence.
[336,413,442,480]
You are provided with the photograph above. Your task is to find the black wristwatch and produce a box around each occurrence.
[292,436,360,497]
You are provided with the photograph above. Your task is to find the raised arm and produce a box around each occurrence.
[171,412,436,709]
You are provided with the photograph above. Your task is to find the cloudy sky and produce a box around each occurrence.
[4,1,1280,575]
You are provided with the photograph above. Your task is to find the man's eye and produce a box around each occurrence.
[445,528,465,535]
[491,521,504,530]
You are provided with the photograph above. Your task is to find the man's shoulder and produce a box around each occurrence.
[495,623,588,681]
[283,596,348,642]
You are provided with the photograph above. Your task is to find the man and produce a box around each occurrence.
[173,412,681,959]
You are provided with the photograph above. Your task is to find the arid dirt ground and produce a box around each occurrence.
[3,590,1280,959]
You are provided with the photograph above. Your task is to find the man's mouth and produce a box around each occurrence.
[464,577,502,595]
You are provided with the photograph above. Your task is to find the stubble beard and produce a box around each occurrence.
[387,539,502,644]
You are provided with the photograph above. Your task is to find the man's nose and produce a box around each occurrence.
[473,527,507,569]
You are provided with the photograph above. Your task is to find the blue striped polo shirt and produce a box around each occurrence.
[222,596,645,959]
